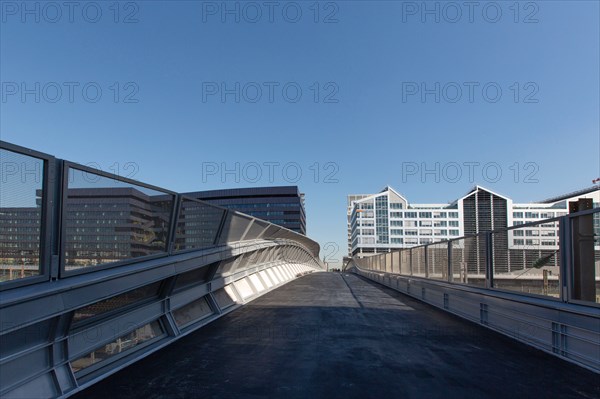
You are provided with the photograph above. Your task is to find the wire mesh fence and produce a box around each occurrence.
[411,246,426,277]
[427,242,448,281]
[449,235,486,287]
[492,219,561,297]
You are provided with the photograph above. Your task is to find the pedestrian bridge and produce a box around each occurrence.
[74,273,599,399]
[0,142,323,398]
[0,141,599,398]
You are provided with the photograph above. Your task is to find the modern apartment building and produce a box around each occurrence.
[348,185,600,257]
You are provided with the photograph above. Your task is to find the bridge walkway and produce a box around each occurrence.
[75,273,600,399]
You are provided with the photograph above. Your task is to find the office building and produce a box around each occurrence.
[348,185,600,257]
[347,194,370,256]
[185,186,306,235]
[0,187,173,277]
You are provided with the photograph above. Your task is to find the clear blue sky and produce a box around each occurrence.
[1,1,599,265]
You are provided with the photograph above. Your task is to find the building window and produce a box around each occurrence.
[513,212,523,218]
[377,235,389,244]
[362,237,375,244]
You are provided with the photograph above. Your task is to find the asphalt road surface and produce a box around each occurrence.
[73,272,600,399]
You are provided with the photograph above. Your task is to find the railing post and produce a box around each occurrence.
[167,195,182,255]
[398,250,403,274]
[559,216,571,302]
[424,245,429,278]
[48,158,63,280]
[213,209,229,246]
[54,159,68,279]
[569,201,596,302]
[485,232,493,289]
[409,248,413,276]
[447,241,452,282]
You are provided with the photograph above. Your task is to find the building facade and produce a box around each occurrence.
[1,185,307,281]
[347,194,370,256]
[62,187,172,269]
[348,185,600,257]
[185,186,306,235]
[0,187,173,279]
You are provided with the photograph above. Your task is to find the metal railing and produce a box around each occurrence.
[351,209,600,305]
[348,206,600,373]
[0,141,321,289]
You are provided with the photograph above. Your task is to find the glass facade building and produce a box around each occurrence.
[184,186,306,235]
[0,184,306,282]
[0,186,174,280]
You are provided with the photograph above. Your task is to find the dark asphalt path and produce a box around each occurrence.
[74,273,600,399]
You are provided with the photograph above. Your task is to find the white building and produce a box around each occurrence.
[349,185,600,257]
[347,194,369,255]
